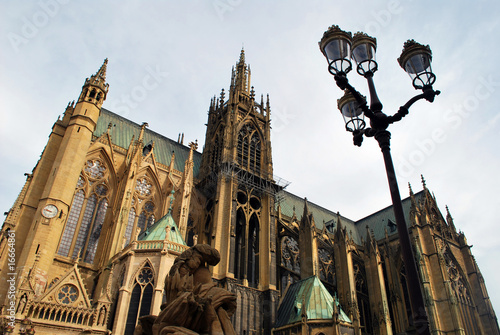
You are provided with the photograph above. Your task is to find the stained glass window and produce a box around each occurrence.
[72,194,97,258]
[137,212,147,233]
[58,158,111,264]
[84,198,108,263]
[58,190,85,256]
[124,207,136,246]
[144,201,154,212]
[136,178,152,197]
[147,214,155,228]
[138,268,153,284]
[58,284,78,304]
[124,267,155,335]
[85,160,106,179]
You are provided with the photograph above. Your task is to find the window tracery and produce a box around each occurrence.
[237,123,261,173]
[124,266,155,335]
[57,159,111,264]
[123,176,158,248]
[85,159,106,180]
[354,260,372,334]
[281,236,300,274]
[136,177,152,197]
[57,284,79,305]
[318,248,335,284]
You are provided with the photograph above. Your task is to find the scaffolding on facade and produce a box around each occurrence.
[199,159,290,204]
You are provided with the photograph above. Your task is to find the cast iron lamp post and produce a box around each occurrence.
[319,25,440,335]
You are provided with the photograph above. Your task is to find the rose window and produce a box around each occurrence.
[85,160,106,179]
[57,284,79,304]
[136,178,152,197]
[138,268,154,284]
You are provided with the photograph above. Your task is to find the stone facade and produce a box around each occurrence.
[0,52,498,335]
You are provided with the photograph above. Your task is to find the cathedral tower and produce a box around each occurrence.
[2,60,109,297]
[198,50,280,334]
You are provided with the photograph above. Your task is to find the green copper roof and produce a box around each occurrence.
[277,191,360,242]
[275,276,351,328]
[138,210,186,245]
[278,190,423,245]
[356,190,424,242]
[94,108,202,177]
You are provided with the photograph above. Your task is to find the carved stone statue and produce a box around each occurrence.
[135,244,237,335]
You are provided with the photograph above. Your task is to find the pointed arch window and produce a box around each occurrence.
[237,124,261,173]
[444,252,482,334]
[57,159,111,264]
[234,208,246,280]
[247,214,260,287]
[354,260,372,335]
[122,176,158,248]
[124,267,155,335]
[233,208,260,287]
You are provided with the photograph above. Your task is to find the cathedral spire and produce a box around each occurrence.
[234,49,250,94]
[90,58,108,88]
[78,58,110,108]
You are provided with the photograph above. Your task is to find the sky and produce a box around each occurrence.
[1,0,500,317]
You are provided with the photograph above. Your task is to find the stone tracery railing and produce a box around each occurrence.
[26,301,101,328]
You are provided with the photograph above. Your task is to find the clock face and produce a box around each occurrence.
[42,204,58,218]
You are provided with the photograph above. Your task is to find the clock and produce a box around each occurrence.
[42,204,58,218]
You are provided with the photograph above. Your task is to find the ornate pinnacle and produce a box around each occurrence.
[238,47,245,65]
[220,88,225,107]
[421,174,427,189]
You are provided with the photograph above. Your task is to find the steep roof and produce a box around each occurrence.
[138,210,186,245]
[94,108,202,176]
[278,190,424,245]
[274,276,351,328]
[356,190,424,242]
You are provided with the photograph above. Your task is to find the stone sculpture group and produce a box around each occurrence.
[134,244,237,335]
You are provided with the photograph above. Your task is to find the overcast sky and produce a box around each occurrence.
[2,0,499,315]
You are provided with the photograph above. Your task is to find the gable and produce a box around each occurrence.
[37,264,92,309]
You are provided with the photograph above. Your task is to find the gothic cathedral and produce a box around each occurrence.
[1,51,498,335]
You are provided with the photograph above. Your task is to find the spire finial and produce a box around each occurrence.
[88,58,109,88]
[96,58,108,83]
[239,47,245,65]
[409,182,414,195]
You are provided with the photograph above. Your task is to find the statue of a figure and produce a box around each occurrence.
[135,244,237,335]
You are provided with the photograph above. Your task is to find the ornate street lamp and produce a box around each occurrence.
[320,25,440,335]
